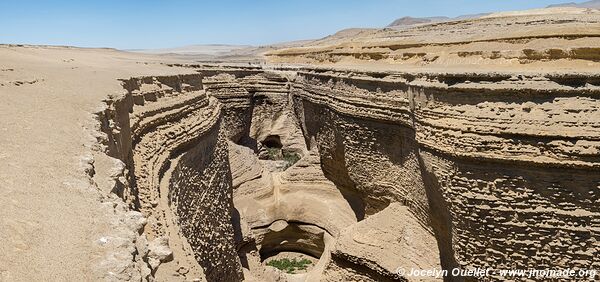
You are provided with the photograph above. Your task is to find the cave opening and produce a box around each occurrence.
[258,135,301,169]
[261,135,283,149]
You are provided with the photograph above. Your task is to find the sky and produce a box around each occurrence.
[0,0,586,50]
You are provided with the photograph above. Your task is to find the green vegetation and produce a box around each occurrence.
[266,147,281,160]
[282,151,301,169]
[264,147,301,170]
[266,258,312,274]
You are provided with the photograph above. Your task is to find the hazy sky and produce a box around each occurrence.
[0,0,585,49]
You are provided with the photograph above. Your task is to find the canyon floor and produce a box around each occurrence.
[1,6,600,282]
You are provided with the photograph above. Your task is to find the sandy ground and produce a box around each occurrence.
[0,45,187,281]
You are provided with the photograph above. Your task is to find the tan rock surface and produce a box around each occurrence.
[324,203,441,281]
[2,6,600,282]
[267,8,600,74]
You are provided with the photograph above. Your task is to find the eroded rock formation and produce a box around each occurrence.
[91,61,599,281]
[95,74,242,281]
[266,9,600,75]
[288,69,600,280]
[3,6,600,282]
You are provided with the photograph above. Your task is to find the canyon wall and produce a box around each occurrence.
[200,68,441,281]
[91,65,599,281]
[291,71,449,280]
[290,69,600,280]
[202,68,305,153]
[264,12,600,279]
[95,73,243,281]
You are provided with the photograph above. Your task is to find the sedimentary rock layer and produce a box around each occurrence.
[91,63,599,281]
[200,67,441,281]
[267,10,600,73]
[96,74,243,281]
[289,68,600,280]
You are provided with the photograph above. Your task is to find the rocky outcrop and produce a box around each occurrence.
[324,203,441,281]
[88,63,599,281]
[197,67,442,281]
[93,73,243,281]
[290,71,446,280]
[203,68,305,154]
[266,10,600,71]
[290,69,600,280]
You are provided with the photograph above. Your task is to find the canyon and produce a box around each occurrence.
[1,6,600,282]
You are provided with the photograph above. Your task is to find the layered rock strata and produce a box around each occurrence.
[201,68,440,281]
[289,69,600,280]
[267,10,600,72]
[95,74,242,281]
[91,65,599,281]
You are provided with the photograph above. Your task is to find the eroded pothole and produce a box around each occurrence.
[257,220,326,274]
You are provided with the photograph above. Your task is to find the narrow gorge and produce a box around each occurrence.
[90,64,599,281]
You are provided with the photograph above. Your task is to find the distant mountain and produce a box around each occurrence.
[547,0,600,9]
[386,13,490,28]
[386,1,600,28]
[453,13,492,20]
[387,16,449,27]
[128,44,252,56]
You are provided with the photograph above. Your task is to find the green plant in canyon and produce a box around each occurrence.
[264,147,301,170]
[282,151,301,169]
[266,147,281,160]
[266,258,312,274]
